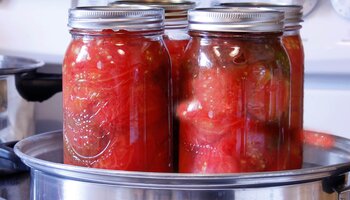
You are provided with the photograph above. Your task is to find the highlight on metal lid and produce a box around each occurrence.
[219,3,303,28]
[188,7,285,33]
[68,5,165,31]
[109,0,196,29]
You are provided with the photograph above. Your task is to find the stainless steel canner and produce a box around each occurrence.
[14,130,350,200]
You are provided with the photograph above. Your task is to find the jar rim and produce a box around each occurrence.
[188,7,284,33]
[109,1,196,29]
[68,5,164,31]
[219,3,303,28]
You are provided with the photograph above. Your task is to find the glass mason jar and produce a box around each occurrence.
[281,7,304,170]
[63,6,173,172]
[156,1,196,172]
[220,3,305,169]
[178,8,296,173]
[109,0,195,171]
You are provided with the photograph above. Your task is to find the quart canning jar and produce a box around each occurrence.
[220,3,305,169]
[63,6,173,172]
[178,8,297,173]
[110,0,195,171]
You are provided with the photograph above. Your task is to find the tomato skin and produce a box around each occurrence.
[179,121,240,173]
[63,30,173,172]
[245,62,290,122]
[178,31,301,173]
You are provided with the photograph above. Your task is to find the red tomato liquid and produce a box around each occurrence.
[163,36,190,172]
[282,34,304,169]
[163,37,190,106]
[63,30,173,172]
[178,32,302,173]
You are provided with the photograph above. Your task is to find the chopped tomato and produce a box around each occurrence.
[179,133,239,173]
[177,98,244,144]
[246,62,290,122]
[177,33,302,173]
[192,68,243,116]
[63,30,172,172]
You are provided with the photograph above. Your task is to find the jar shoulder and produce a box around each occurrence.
[183,36,290,74]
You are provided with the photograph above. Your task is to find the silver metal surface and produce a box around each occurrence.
[0,55,44,76]
[68,6,164,31]
[109,1,195,29]
[219,3,303,28]
[0,55,42,142]
[188,7,284,33]
[14,131,350,200]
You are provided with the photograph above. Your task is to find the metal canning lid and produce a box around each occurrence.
[220,3,303,28]
[109,1,196,29]
[188,7,285,33]
[68,5,164,31]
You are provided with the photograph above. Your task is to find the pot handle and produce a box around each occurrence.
[0,141,29,174]
[321,164,350,200]
[15,70,62,102]
[332,166,350,200]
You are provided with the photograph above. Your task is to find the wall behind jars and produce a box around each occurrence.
[0,0,71,63]
[299,0,350,139]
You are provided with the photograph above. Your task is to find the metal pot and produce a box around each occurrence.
[0,55,62,175]
[14,130,350,200]
[0,54,62,142]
